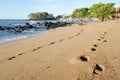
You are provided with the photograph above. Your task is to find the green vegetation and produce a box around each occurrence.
[56,15,63,20]
[89,3,115,21]
[71,8,89,20]
[28,12,55,20]
[71,2,115,21]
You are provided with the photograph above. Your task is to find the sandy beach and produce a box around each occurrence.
[0,19,120,80]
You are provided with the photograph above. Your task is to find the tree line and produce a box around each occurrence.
[71,3,115,21]
[28,2,117,21]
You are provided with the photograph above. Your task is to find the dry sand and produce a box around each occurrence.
[0,19,120,80]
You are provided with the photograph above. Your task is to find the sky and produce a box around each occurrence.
[0,0,119,19]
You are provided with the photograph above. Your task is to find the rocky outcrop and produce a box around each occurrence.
[0,21,73,34]
[0,26,5,31]
[43,22,72,30]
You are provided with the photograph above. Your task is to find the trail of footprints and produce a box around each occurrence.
[78,31,107,62]
[74,29,117,80]
[78,31,108,72]
[6,29,83,62]
[1,27,117,79]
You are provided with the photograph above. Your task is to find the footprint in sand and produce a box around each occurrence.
[70,55,89,64]
[18,53,23,56]
[75,32,81,36]
[98,39,101,41]
[104,32,107,35]
[91,48,96,51]
[102,34,105,37]
[80,55,89,62]
[33,46,43,51]
[8,56,16,60]
[100,36,104,39]
[68,36,74,39]
[38,46,43,48]
[59,39,65,42]
[33,48,37,51]
[48,42,55,46]
[93,44,98,47]
[18,53,26,56]
[103,40,107,43]
[46,66,51,69]
[93,64,105,74]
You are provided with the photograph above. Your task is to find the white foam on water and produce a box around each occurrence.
[0,30,47,44]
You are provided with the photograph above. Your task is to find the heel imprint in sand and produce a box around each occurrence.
[100,37,104,39]
[46,66,51,69]
[93,64,105,74]
[91,48,96,51]
[104,32,107,34]
[103,40,107,42]
[80,55,89,62]
[93,44,98,47]
[98,39,101,41]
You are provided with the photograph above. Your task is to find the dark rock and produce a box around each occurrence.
[36,22,41,26]
[0,26,5,31]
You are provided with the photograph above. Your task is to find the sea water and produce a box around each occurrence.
[0,19,56,44]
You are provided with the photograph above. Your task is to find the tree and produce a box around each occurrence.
[28,13,38,20]
[63,15,70,18]
[56,15,63,20]
[71,8,89,20]
[47,13,54,19]
[89,3,115,21]
[28,12,55,20]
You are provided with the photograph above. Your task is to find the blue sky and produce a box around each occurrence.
[0,0,119,19]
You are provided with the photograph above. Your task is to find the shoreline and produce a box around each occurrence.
[0,24,81,59]
[0,30,47,45]
[0,20,120,80]
[0,19,79,45]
